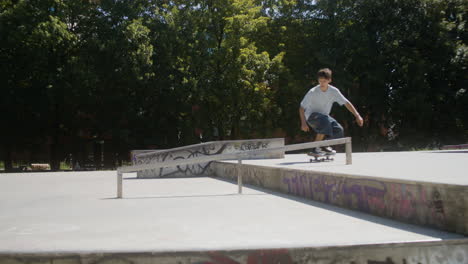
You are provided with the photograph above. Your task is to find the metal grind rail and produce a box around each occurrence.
[116,137,352,198]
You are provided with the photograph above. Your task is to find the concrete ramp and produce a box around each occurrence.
[131,138,284,178]
[212,151,468,236]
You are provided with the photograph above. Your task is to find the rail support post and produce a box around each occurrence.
[345,138,352,165]
[117,171,123,198]
[237,159,243,194]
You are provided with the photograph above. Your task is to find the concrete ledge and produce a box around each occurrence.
[211,159,468,235]
[132,138,284,178]
[1,239,467,264]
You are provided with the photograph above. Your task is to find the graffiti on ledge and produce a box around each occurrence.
[1,245,467,264]
[134,140,276,178]
[282,172,447,227]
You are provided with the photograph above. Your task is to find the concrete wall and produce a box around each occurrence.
[1,239,467,264]
[210,161,468,236]
[132,138,284,178]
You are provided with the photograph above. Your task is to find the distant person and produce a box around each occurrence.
[299,68,364,155]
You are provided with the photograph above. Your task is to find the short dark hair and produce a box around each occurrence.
[317,68,332,80]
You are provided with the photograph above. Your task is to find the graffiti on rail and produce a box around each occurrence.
[282,172,447,227]
[234,142,270,151]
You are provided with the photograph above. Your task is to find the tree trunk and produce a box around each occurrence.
[103,140,116,169]
[94,141,102,170]
[50,110,61,171]
[49,141,60,171]
[3,143,13,172]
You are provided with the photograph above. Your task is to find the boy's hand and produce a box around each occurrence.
[356,115,364,127]
[301,123,310,132]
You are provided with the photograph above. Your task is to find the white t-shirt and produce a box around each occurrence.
[300,85,349,118]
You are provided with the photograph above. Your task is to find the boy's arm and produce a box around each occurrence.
[299,107,309,132]
[345,102,364,127]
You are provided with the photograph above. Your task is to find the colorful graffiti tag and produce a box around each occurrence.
[1,242,467,264]
[282,172,447,228]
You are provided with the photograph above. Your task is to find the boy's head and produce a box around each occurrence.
[317,68,332,80]
[317,68,332,86]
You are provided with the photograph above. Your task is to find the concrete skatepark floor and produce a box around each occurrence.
[0,171,463,254]
[225,151,468,185]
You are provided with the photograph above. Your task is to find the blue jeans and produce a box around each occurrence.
[306,112,344,139]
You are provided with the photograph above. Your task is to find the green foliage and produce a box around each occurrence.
[0,0,466,169]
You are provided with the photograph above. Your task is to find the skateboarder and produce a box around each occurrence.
[299,68,363,156]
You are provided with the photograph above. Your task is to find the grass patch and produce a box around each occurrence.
[60,162,72,170]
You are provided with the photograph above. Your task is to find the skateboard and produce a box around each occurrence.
[307,152,335,162]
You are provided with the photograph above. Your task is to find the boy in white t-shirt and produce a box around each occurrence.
[299,68,363,155]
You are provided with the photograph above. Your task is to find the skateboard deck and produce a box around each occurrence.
[307,152,335,162]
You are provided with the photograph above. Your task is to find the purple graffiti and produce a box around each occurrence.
[281,173,446,228]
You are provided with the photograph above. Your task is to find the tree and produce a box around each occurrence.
[1,0,466,169]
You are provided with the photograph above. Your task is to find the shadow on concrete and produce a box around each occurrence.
[123,175,210,180]
[278,160,338,165]
[278,161,313,165]
[101,193,266,200]
[428,150,468,154]
[277,161,345,168]
[212,177,462,240]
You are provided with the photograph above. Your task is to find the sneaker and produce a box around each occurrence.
[308,147,324,156]
[322,146,336,155]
